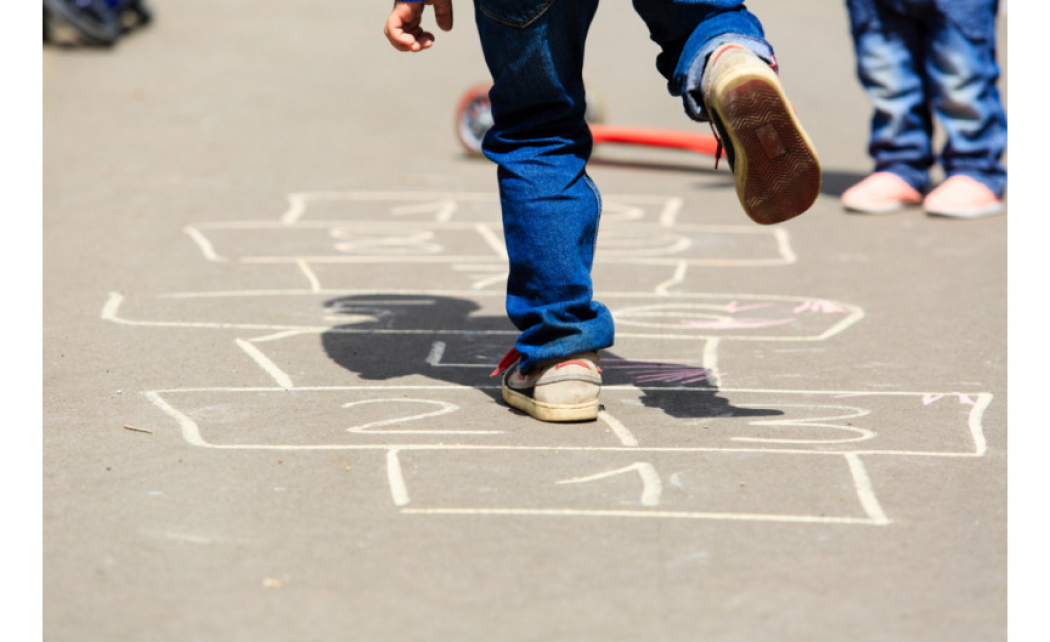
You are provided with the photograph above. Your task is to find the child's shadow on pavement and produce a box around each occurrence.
[320,294,781,421]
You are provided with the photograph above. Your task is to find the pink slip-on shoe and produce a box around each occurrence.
[841,172,923,214]
[923,175,1004,219]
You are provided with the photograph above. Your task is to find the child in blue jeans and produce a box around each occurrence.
[841,0,1007,218]
[384,0,821,421]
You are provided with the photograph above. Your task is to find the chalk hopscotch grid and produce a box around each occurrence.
[141,386,992,526]
[108,191,993,526]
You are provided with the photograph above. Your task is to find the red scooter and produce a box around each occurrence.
[454,82,721,159]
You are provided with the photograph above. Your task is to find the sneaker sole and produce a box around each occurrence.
[714,74,822,225]
[502,386,600,422]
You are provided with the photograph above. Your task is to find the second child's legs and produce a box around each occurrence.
[919,0,1006,217]
[923,0,1007,197]
[847,0,933,194]
[843,0,1006,217]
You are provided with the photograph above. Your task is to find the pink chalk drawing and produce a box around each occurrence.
[724,300,776,314]
[603,360,719,385]
[922,393,977,406]
[793,300,848,314]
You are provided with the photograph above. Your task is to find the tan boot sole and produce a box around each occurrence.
[711,66,822,225]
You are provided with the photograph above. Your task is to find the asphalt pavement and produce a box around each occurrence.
[43,2,1010,640]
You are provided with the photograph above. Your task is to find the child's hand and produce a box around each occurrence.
[384,0,454,52]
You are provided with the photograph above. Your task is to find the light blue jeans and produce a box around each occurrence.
[473,0,774,372]
[846,0,1007,196]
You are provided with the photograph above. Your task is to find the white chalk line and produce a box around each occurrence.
[386,449,411,506]
[474,223,509,261]
[773,228,797,264]
[141,384,991,460]
[598,410,639,447]
[154,289,848,303]
[450,264,507,290]
[599,235,694,257]
[147,383,992,400]
[202,217,784,235]
[103,296,862,343]
[730,404,876,445]
[343,398,502,435]
[390,199,457,222]
[235,255,792,267]
[185,225,790,265]
[278,191,696,224]
[183,226,226,262]
[398,507,886,525]
[654,261,688,296]
[248,330,308,343]
[844,453,890,524]
[702,338,721,387]
[295,260,321,292]
[235,339,293,389]
[144,391,207,447]
[157,442,987,458]
[558,462,662,506]
[425,341,446,366]
[142,410,988,458]
[658,197,683,227]
[281,191,498,224]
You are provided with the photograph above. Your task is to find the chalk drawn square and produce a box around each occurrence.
[277,191,680,226]
[184,222,507,263]
[184,221,793,268]
[302,261,512,293]
[145,388,643,450]
[183,191,796,268]
[105,291,862,344]
[281,192,502,224]
[394,449,887,525]
[596,387,992,457]
[593,224,793,266]
[607,294,864,341]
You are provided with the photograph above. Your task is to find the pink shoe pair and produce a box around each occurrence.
[841,172,1004,218]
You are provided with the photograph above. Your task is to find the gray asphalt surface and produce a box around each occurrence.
[43,1,1009,640]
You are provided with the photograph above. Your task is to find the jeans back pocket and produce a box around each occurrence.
[477,0,557,28]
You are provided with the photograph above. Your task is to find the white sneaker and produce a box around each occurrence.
[491,349,602,422]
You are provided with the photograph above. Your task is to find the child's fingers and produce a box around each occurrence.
[386,23,434,52]
[384,3,432,52]
[431,0,454,32]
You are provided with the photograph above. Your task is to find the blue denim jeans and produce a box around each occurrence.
[846,0,1007,196]
[473,0,772,372]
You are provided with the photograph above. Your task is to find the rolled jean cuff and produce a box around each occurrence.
[679,34,775,122]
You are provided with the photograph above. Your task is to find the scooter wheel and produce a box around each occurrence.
[453,83,493,156]
[454,82,607,156]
